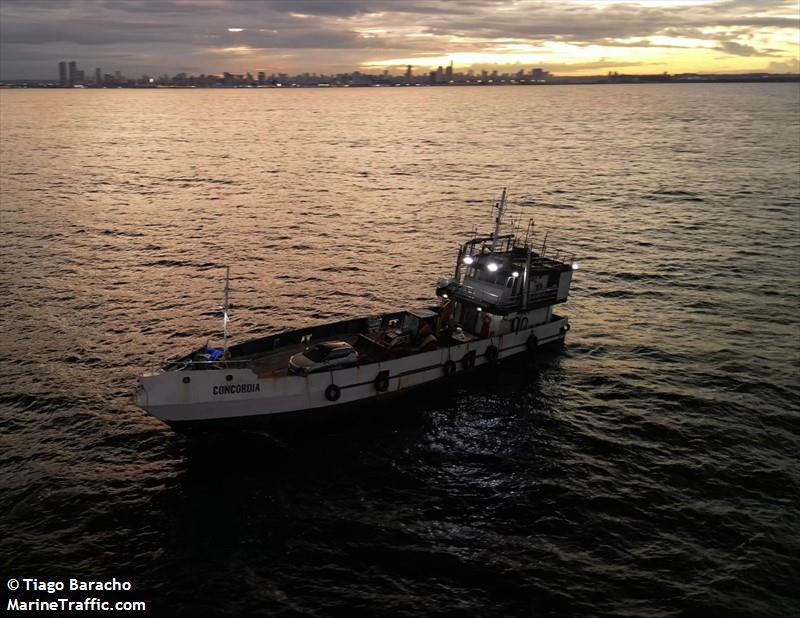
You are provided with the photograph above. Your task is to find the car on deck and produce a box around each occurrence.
[288,341,358,376]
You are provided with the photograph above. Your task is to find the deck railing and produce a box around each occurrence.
[157,358,254,372]
[452,285,559,309]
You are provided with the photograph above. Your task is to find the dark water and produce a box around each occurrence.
[1,84,798,616]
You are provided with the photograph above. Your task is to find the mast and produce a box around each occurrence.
[223,266,230,358]
[522,247,531,310]
[491,187,507,253]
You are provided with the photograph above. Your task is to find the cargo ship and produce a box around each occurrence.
[134,189,576,430]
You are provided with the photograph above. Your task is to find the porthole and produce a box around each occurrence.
[182,376,191,384]
[226,374,233,382]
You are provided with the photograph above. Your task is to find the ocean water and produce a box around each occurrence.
[1,83,798,616]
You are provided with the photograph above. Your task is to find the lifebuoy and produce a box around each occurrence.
[461,351,476,370]
[374,370,390,392]
[325,384,341,401]
[443,360,456,377]
[485,345,499,364]
[526,334,538,352]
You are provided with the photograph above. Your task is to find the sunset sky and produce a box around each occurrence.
[1,0,798,79]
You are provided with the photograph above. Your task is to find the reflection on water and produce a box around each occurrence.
[1,84,798,616]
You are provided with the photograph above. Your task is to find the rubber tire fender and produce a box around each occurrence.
[485,345,499,365]
[461,351,476,371]
[325,384,341,402]
[443,360,456,377]
[526,334,539,352]
[374,370,390,393]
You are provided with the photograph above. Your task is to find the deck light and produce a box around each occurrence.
[512,271,519,277]
[572,263,580,271]
[463,256,474,265]
[442,293,448,299]
[477,307,482,312]
[487,262,498,272]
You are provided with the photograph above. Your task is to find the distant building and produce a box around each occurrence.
[68,61,77,85]
[95,68,102,85]
[58,61,67,86]
[257,71,266,83]
[531,68,550,82]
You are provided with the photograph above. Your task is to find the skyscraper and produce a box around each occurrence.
[95,68,102,85]
[68,61,77,85]
[58,61,67,86]
[531,68,549,82]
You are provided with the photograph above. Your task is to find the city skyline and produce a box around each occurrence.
[20,57,797,89]
[0,0,798,81]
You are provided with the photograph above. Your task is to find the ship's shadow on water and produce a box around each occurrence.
[145,355,561,616]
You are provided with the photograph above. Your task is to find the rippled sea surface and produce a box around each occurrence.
[1,84,798,616]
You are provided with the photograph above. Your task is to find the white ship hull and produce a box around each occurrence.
[136,317,568,429]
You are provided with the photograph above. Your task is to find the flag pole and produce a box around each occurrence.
[223,266,230,359]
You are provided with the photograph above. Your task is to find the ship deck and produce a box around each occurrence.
[245,334,361,378]
[164,307,484,377]
[171,330,483,379]
[240,330,481,378]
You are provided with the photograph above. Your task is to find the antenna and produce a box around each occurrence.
[491,187,507,253]
[509,217,517,249]
[524,218,533,247]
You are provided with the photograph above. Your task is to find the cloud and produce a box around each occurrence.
[0,0,797,79]
[717,40,782,57]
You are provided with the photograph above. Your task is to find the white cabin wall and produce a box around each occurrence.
[499,307,550,334]
[557,270,573,301]
[525,306,549,326]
